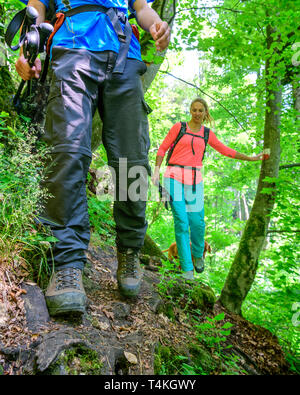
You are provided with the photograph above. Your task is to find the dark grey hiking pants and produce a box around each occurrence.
[40,47,150,271]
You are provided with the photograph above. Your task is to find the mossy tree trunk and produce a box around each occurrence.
[219,25,282,315]
[140,233,166,259]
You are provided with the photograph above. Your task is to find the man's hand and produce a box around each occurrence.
[134,0,171,52]
[15,55,41,80]
[149,21,171,52]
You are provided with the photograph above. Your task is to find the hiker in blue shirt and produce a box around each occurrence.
[15,0,171,316]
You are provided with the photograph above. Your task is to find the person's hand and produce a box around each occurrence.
[149,21,171,52]
[15,55,41,80]
[250,153,265,161]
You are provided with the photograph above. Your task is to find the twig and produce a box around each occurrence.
[279,163,300,170]
[5,271,12,287]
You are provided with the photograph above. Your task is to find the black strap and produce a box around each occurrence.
[63,4,109,18]
[167,125,210,165]
[158,182,172,210]
[202,126,210,160]
[166,121,186,165]
[5,8,27,50]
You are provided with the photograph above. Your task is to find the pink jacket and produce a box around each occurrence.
[157,122,237,185]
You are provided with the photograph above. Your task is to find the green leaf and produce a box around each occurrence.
[222,322,233,329]
[220,330,231,336]
[213,312,225,321]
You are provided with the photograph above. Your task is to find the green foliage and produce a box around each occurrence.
[0,112,53,284]
[87,195,115,246]
[154,343,210,375]
[48,346,103,375]
[145,0,299,364]
[196,312,233,349]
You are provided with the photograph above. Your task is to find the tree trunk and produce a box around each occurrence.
[140,233,167,259]
[140,0,177,93]
[292,73,300,123]
[219,25,282,315]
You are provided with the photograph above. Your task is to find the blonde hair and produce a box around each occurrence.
[190,98,215,128]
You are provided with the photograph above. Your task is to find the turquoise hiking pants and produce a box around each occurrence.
[164,178,205,272]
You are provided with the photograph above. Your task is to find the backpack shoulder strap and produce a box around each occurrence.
[204,126,210,144]
[166,122,186,165]
[201,126,210,161]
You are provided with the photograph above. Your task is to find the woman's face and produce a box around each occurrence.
[190,101,206,124]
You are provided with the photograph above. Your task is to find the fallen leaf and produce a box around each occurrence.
[124,351,138,364]
[98,321,110,331]
[103,310,114,321]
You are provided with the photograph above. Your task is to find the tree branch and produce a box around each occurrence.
[279,163,300,170]
[175,6,243,15]
[159,70,246,130]
[168,6,243,24]
[267,229,300,234]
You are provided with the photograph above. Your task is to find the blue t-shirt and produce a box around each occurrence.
[20,0,153,60]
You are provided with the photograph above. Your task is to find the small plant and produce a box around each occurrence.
[156,258,180,296]
[196,312,233,351]
[194,312,245,373]
[154,345,202,375]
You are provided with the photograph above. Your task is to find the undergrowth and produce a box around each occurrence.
[0,112,52,284]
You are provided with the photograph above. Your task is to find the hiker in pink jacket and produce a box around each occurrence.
[152,97,265,280]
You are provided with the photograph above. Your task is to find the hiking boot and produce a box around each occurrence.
[194,257,205,273]
[117,248,143,297]
[45,267,86,316]
[182,270,195,280]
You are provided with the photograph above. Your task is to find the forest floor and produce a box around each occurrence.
[0,240,294,375]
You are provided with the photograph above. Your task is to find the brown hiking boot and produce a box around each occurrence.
[45,267,86,316]
[117,248,143,297]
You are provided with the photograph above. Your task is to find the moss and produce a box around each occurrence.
[190,284,216,309]
[154,342,217,375]
[163,280,216,310]
[45,346,103,375]
[154,345,172,374]
[188,343,217,373]
[154,344,190,375]
[157,301,176,320]
[140,234,166,259]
